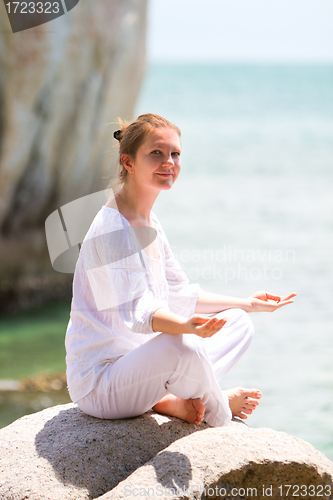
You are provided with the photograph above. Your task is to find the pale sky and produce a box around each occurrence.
[147,0,333,62]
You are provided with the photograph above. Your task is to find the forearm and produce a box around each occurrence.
[195,291,251,314]
[151,308,188,334]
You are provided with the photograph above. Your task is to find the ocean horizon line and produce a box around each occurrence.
[146,60,333,68]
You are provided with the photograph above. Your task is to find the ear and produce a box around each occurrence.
[121,154,133,172]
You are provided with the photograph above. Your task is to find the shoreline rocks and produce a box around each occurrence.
[0,404,332,500]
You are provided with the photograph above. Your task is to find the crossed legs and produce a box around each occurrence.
[152,308,261,424]
[76,308,261,426]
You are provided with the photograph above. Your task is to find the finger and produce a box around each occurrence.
[208,318,227,337]
[265,292,281,301]
[193,316,213,326]
[196,317,218,332]
[202,318,227,337]
[215,317,227,325]
[274,300,294,310]
[260,300,282,310]
[281,292,297,301]
[206,317,219,327]
[210,317,227,331]
[207,317,226,326]
[260,299,294,312]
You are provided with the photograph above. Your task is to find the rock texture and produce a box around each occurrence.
[0,403,210,499]
[0,0,148,312]
[104,426,333,500]
[0,403,332,500]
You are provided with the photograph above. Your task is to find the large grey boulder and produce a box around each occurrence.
[0,403,210,500]
[103,425,333,500]
[0,0,148,312]
[0,403,332,500]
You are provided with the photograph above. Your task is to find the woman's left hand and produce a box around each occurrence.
[246,291,297,313]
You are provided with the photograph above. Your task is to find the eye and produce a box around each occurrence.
[172,151,180,157]
[151,150,161,155]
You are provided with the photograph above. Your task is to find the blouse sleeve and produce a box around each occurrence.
[154,215,204,317]
[83,218,166,334]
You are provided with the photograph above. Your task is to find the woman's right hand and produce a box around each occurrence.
[184,314,227,338]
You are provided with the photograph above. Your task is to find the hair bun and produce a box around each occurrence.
[113,129,123,142]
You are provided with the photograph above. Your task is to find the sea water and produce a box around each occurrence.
[135,63,333,459]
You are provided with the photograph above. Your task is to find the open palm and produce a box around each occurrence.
[249,291,297,312]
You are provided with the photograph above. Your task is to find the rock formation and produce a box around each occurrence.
[0,403,210,499]
[0,0,148,312]
[0,403,332,500]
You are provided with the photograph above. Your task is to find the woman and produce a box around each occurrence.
[65,113,296,427]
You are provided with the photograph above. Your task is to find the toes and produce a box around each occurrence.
[194,414,205,425]
[228,387,262,420]
[228,387,262,401]
[244,402,258,409]
[237,413,248,420]
[246,389,262,399]
[192,398,206,415]
[191,398,206,425]
[241,408,254,415]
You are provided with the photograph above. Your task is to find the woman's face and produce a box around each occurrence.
[122,127,182,191]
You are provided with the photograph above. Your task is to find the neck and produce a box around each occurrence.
[116,180,160,223]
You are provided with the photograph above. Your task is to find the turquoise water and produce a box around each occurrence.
[0,301,70,380]
[0,301,71,428]
[136,63,333,459]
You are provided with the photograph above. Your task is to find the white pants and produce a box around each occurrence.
[76,308,254,427]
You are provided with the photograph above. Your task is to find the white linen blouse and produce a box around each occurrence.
[65,205,204,403]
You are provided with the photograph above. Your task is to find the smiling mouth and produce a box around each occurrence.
[156,173,173,176]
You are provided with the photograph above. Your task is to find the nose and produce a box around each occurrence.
[163,154,174,166]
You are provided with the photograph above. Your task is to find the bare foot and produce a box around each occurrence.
[152,393,206,425]
[226,387,262,420]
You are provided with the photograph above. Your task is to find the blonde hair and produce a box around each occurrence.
[107,113,181,194]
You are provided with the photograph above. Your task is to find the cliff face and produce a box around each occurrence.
[0,0,148,312]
